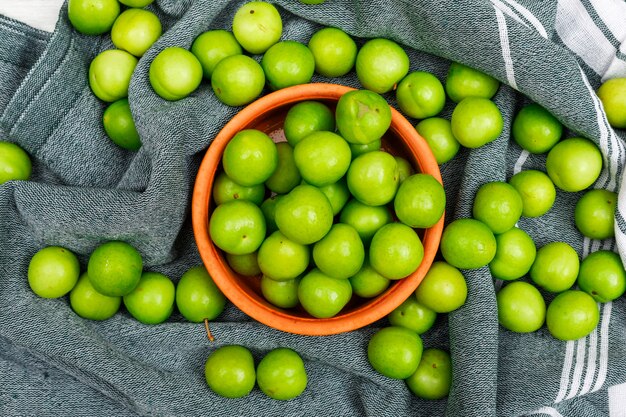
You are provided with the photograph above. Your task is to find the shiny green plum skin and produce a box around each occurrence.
[89,49,138,102]
[123,271,176,325]
[256,348,307,400]
[68,0,120,35]
[87,241,143,297]
[307,27,356,77]
[191,30,242,79]
[175,266,226,323]
[102,99,141,151]
[70,272,121,321]
[546,290,600,341]
[204,345,256,398]
[405,348,452,400]
[212,55,265,106]
[0,141,32,184]
[111,8,162,57]
[367,326,423,379]
[28,246,80,299]
[149,47,203,101]
[232,1,282,54]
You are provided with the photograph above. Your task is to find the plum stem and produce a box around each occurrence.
[204,318,215,342]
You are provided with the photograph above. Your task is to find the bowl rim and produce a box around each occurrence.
[191,82,444,336]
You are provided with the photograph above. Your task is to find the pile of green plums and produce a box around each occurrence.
[205,345,307,400]
[208,88,446,319]
[27,241,226,326]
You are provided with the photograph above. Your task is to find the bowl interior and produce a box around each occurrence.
[192,83,444,336]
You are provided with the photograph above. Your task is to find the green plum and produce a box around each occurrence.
[111,8,162,57]
[297,268,352,318]
[450,97,503,148]
[405,348,452,400]
[261,41,315,90]
[68,0,120,35]
[212,171,266,206]
[70,272,121,320]
[211,55,265,106]
[512,103,562,154]
[339,199,392,245]
[575,189,616,240]
[257,348,307,400]
[123,271,175,325]
[205,345,256,398]
[283,101,335,147]
[226,252,261,277]
[149,47,203,101]
[274,184,334,245]
[367,326,423,379]
[546,290,599,341]
[415,117,460,165]
[508,170,556,218]
[307,27,357,77]
[261,275,300,308]
[440,218,496,269]
[497,281,546,333]
[118,0,154,6]
[472,181,523,234]
[545,137,602,192]
[28,246,80,299]
[350,139,382,159]
[232,1,282,54]
[396,71,446,119]
[313,223,365,279]
[394,156,415,183]
[388,297,437,334]
[369,223,424,280]
[530,242,579,293]
[414,261,467,313]
[347,151,399,206]
[175,266,226,323]
[89,49,138,102]
[349,259,390,298]
[577,250,626,302]
[87,240,143,296]
[293,131,351,187]
[0,141,32,184]
[209,199,266,255]
[257,230,310,281]
[489,227,537,281]
[355,38,409,94]
[102,99,141,151]
[316,179,350,215]
[394,173,445,228]
[597,77,626,128]
[335,89,392,145]
[445,61,499,102]
[191,30,242,79]
[222,129,278,186]
[265,142,301,194]
[260,195,282,235]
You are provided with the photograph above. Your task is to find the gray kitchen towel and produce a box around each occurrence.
[1,0,626,416]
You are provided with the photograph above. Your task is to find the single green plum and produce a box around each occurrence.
[123,271,175,325]
[149,47,203,101]
[111,8,162,57]
[102,99,141,151]
[0,141,32,184]
[28,246,80,299]
[89,49,138,102]
[70,272,121,320]
[68,0,120,35]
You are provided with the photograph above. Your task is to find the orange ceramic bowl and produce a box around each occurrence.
[192,83,444,336]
